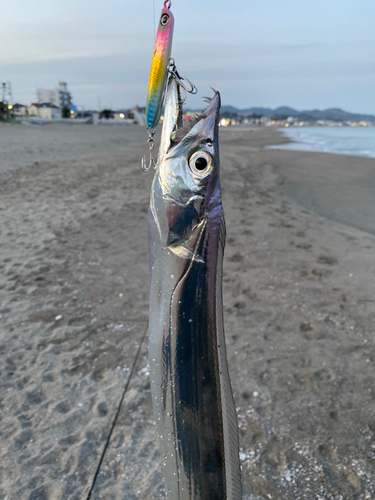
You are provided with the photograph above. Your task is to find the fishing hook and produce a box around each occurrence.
[141,129,157,172]
[142,55,197,173]
[168,57,198,95]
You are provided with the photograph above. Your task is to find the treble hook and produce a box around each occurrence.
[141,129,157,172]
[176,74,198,95]
[141,149,156,172]
[168,57,198,95]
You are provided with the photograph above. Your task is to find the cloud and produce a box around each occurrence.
[2,0,374,114]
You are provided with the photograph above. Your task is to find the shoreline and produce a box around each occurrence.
[0,124,374,498]
[222,126,375,236]
[267,125,375,159]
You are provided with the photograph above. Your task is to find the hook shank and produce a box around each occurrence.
[141,128,157,172]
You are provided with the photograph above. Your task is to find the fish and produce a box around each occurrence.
[146,3,174,129]
[148,75,242,499]
[157,74,182,165]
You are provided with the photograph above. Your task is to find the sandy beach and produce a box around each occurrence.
[1,122,375,499]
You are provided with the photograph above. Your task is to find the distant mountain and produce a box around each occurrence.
[220,106,274,116]
[218,105,241,114]
[273,106,300,116]
[220,106,299,117]
[300,108,375,122]
[220,105,375,122]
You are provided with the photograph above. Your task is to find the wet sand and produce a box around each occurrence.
[0,123,374,499]
[0,123,146,173]
[272,146,375,236]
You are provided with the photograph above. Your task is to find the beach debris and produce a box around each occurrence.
[318,254,337,265]
[300,322,314,332]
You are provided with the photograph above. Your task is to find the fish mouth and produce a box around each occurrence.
[160,75,221,155]
[170,89,221,147]
[157,75,221,165]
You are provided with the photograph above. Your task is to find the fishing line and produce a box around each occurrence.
[153,0,156,39]
[86,321,149,500]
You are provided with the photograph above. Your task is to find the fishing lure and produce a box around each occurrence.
[141,1,174,173]
[142,1,196,172]
[146,0,174,130]
[148,75,242,499]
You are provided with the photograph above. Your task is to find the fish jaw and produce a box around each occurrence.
[151,89,221,254]
[157,75,183,165]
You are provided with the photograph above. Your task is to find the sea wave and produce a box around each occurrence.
[267,127,375,159]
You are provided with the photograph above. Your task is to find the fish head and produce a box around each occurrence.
[151,82,221,255]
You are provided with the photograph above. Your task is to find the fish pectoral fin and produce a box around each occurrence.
[168,218,206,263]
[168,244,205,263]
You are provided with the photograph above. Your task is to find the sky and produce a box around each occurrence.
[1,0,375,113]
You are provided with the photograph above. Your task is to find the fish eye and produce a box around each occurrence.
[160,13,169,26]
[188,151,214,177]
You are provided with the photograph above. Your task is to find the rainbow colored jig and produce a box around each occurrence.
[146,1,174,130]
[141,0,197,172]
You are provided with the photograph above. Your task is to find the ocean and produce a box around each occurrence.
[268,127,375,159]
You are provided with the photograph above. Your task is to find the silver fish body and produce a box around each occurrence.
[148,77,242,499]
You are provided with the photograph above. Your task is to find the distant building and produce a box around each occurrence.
[74,110,99,120]
[37,88,59,107]
[37,82,72,110]
[131,105,146,126]
[38,103,62,120]
[27,103,38,117]
[260,116,271,126]
[11,103,27,117]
